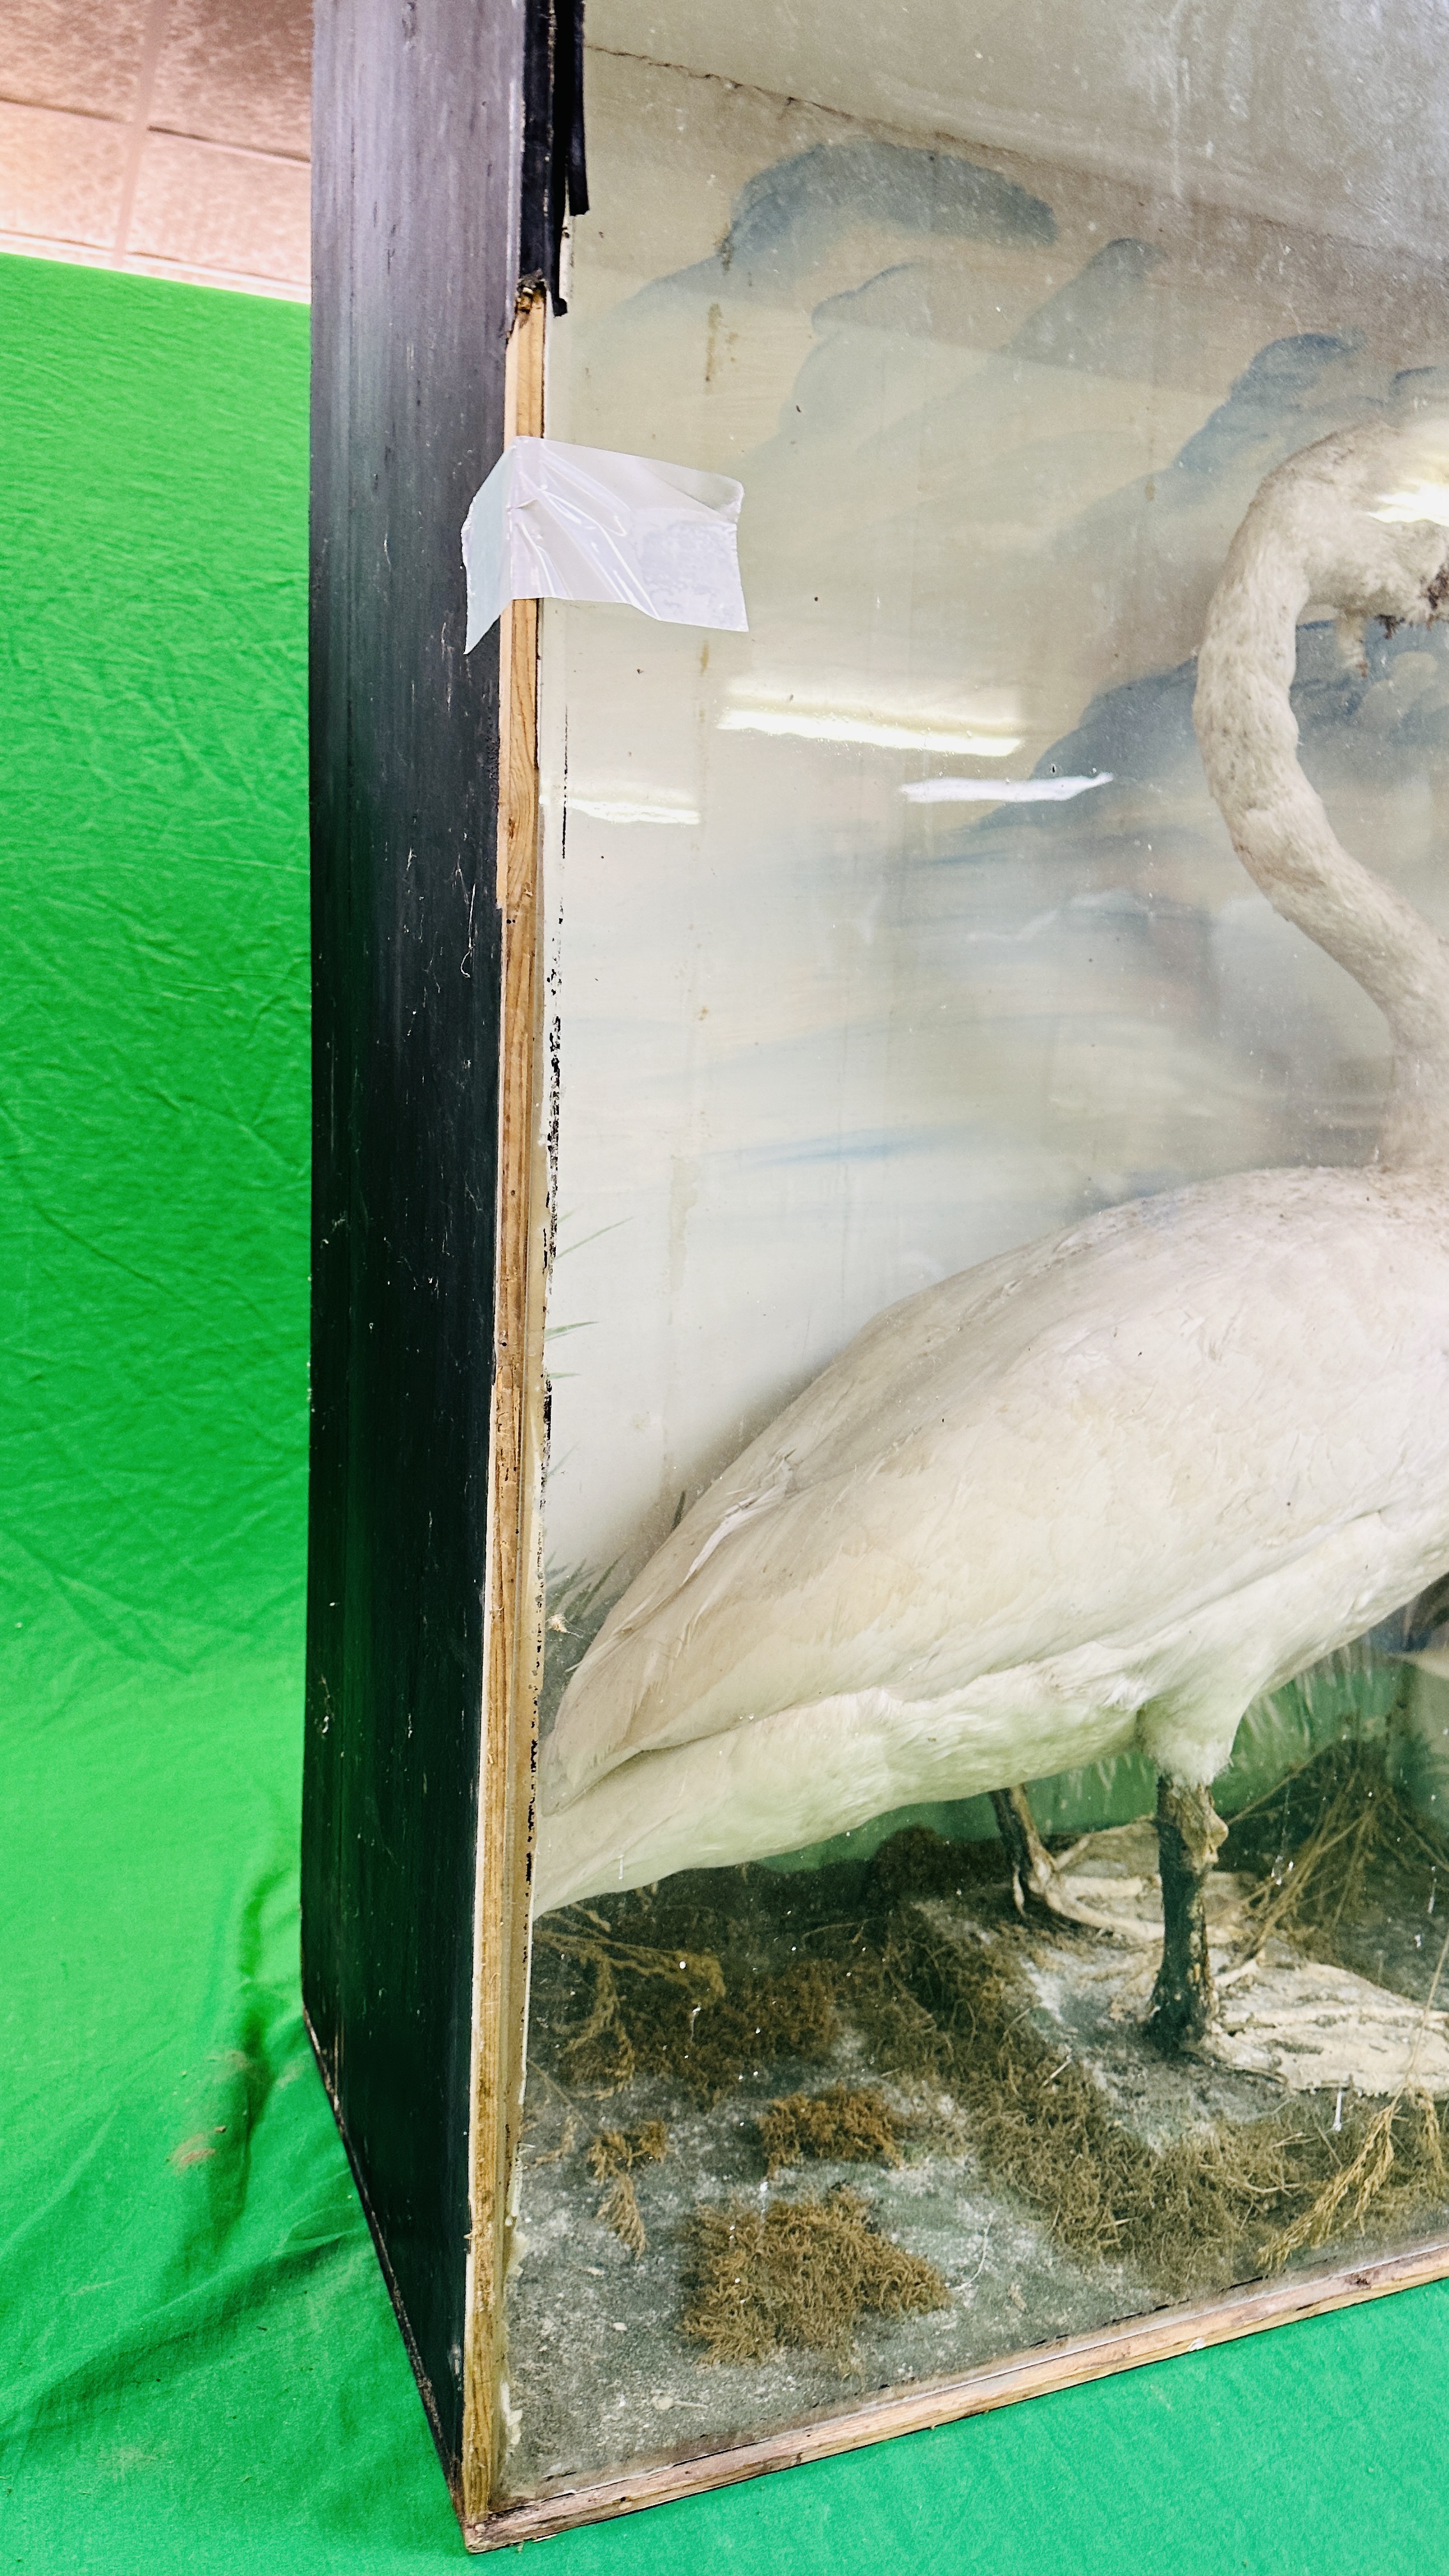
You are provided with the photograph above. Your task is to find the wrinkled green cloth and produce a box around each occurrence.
[4,248,1449,2576]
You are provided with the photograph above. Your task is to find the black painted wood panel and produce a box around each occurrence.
[302,0,528,2488]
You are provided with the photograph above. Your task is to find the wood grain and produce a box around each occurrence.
[466,2233,1449,2548]
[463,282,551,2525]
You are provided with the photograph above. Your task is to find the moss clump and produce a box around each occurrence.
[757,2085,904,2177]
[595,2175,648,2254]
[673,1963,839,2104]
[531,1926,721,2102]
[586,2119,669,2181]
[682,2187,949,2363]
[829,1938,954,2091]
[866,1823,1002,1905]
[532,1915,836,2102]
[587,2120,669,2253]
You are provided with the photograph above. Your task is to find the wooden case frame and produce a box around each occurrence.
[302,0,549,2528]
[300,0,1449,2549]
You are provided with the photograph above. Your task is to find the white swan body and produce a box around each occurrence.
[535,411,1449,1919]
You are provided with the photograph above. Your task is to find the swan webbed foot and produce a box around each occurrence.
[1147,1775,1229,2049]
[989,1785,1156,1942]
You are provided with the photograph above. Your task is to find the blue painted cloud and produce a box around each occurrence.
[629,137,1055,310]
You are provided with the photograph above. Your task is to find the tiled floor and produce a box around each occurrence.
[0,0,309,298]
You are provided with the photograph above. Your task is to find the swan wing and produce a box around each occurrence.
[586,1200,1149,1655]
[542,1170,1449,1808]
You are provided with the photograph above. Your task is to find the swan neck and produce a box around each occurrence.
[1195,526,1449,1166]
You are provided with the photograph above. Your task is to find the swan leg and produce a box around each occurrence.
[1147,1777,1228,2047]
[990,1784,1051,1912]
[989,1785,1157,1942]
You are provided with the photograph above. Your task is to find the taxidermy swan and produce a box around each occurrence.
[534,412,1449,2047]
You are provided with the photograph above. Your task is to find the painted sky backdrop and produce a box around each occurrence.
[539,57,1449,1598]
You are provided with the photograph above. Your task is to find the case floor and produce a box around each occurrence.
[4,246,1449,2576]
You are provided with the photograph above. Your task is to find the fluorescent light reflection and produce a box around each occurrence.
[901,773,1114,805]
[720,707,1022,755]
[564,795,701,825]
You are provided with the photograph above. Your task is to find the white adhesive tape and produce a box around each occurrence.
[462,438,748,648]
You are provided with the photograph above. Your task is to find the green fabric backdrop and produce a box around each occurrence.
[4,247,1449,2575]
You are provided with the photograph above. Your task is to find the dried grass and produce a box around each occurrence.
[1225,1740,1449,1968]
[867,1878,1449,2289]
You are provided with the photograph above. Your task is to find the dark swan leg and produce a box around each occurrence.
[990,1785,1057,1915]
[1148,1777,1228,2046]
[989,1786,1158,1943]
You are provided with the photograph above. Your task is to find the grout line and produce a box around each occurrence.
[112,0,175,262]
[144,124,310,165]
[0,94,311,169]
[0,95,128,128]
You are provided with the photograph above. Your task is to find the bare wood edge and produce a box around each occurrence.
[463,2231,1449,2548]
[462,281,550,2527]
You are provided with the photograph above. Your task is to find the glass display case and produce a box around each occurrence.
[303,0,1449,2545]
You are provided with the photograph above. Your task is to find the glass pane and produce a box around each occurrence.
[507,0,1449,2504]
